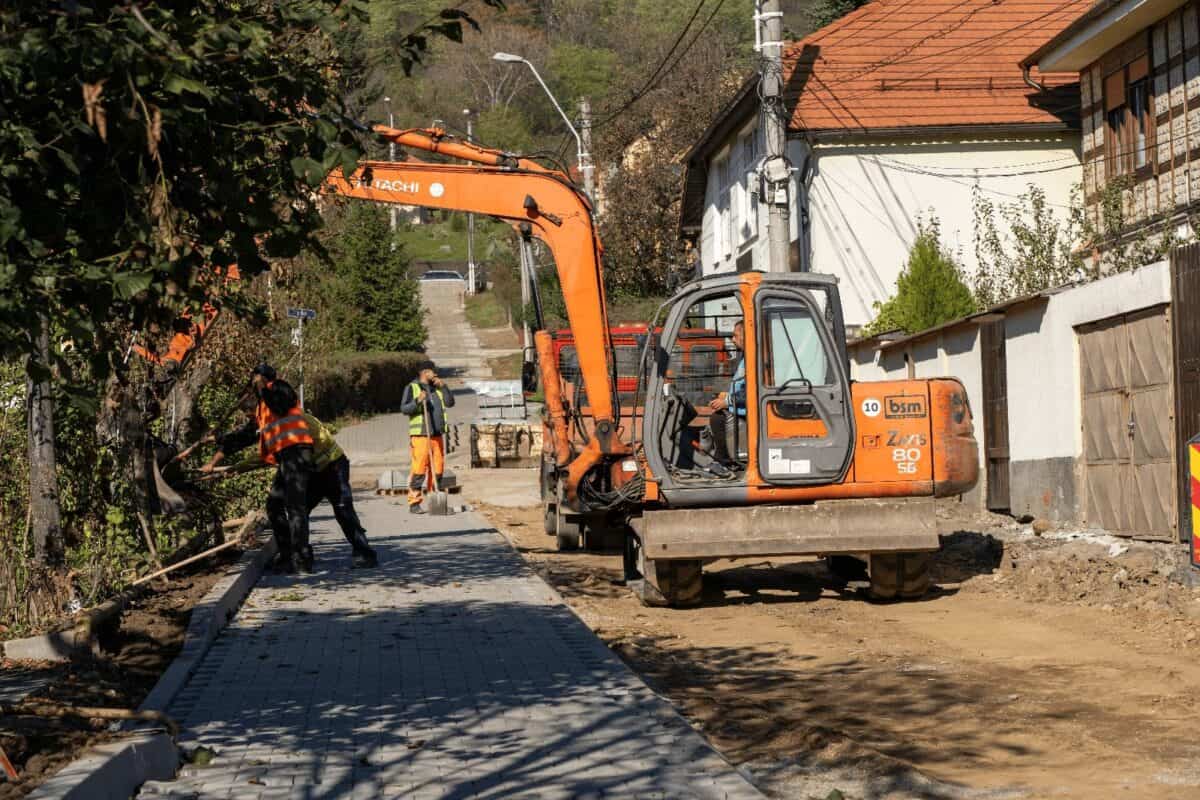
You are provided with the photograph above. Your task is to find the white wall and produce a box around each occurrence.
[845,260,1173,516]
[809,136,1081,328]
[699,132,805,276]
[1004,260,1172,463]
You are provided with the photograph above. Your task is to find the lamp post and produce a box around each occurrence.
[385,95,397,233]
[491,51,594,202]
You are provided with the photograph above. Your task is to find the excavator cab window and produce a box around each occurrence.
[650,291,743,482]
[642,273,856,500]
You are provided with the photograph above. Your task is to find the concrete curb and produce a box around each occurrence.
[1,625,93,662]
[27,521,274,800]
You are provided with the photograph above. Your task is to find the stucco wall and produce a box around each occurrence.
[698,133,1082,329]
[1003,262,1172,521]
[847,260,1174,522]
[809,136,1081,328]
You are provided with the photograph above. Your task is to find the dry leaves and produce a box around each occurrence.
[81,80,107,142]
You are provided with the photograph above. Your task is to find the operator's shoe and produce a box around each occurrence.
[409,504,425,515]
[270,553,299,575]
[298,547,315,574]
[352,547,379,569]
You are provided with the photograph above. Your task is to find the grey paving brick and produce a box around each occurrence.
[136,494,763,799]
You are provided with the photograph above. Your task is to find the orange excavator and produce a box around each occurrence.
[326,127,979,606]
[143,126,979,606]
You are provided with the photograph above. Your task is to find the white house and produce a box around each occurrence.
[679,0,1094,332]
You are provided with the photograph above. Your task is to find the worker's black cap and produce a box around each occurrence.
[419,360,436,372]
[251,363,277,381]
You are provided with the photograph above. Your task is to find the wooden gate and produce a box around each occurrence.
[1171,242,1200,542]
[1079,306,1175,540]
[980,320,1010,511]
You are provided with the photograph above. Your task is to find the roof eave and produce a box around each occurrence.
[1027,0,1189,73]
[794,120,1078,141]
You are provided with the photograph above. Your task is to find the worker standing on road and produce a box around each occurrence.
[402,361,455,514]
[200,365,315,573]
[214,408,380,569]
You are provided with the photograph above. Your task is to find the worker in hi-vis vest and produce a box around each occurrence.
[219,408,379,570]
[201,364,315,573]
[401,360,455,513]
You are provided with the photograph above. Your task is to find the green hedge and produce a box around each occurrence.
[308,351,426,419]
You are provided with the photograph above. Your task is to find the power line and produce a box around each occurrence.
[586,0,710,130]
[590,0,730,131]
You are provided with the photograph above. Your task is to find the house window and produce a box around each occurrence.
[740,130,759,244]
[1104,55,1153,177]
[716,157,732,260]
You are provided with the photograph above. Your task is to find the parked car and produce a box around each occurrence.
[420,269,466,282]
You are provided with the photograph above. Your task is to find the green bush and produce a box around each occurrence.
[307,351,426,420]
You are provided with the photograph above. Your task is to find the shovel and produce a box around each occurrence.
[422,391,451,516]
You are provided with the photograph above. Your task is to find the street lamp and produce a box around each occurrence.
[491,51,594,201]
[384,96,397,233]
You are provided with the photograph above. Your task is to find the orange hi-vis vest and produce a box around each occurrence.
[256,390,313,465]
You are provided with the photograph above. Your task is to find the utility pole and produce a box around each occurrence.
[757,0,792,273]
[579,97,596,205]
[464,108,477,295]
[386,96,397,234]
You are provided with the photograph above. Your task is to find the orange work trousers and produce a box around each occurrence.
[408,434,445,506]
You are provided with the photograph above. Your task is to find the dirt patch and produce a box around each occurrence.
[0,548,243,798]
[479,501,1200,800]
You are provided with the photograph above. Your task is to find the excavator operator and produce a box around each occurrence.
[201,364,315,573]
[704,320,746,468]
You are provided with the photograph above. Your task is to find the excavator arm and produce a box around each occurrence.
[324,158,621,453]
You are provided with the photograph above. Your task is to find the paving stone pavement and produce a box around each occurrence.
[138,493,764,799]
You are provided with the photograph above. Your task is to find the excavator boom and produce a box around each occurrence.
[324,160,619,450]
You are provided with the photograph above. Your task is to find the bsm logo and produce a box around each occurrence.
[884,394,927,419]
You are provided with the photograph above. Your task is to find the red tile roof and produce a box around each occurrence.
[782,0,1094,133]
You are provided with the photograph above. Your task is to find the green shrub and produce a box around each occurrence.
[307,351,426,420]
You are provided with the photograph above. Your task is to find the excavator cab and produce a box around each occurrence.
[641,272,855,502]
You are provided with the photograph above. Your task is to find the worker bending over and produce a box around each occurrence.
[214,406,380,570]
[402,361,454,513]
[202,365,315,573]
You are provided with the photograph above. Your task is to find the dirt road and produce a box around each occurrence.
[476,499,1200,800]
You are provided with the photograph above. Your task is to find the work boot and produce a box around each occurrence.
[409,504,425,515]
[271,553,298,575]
[352,547,379,569]
[298,546,315,574]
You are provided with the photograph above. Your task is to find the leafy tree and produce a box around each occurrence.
[973,185,1083,307]
[328,203,426,353]
[863,218,977,336]
[477,106,537,153]
[807,0,872,29]
[972,180,1190,307]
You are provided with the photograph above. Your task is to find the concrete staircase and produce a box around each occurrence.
[421,281,492,381]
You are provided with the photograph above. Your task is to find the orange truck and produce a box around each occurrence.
[147,125,979,607]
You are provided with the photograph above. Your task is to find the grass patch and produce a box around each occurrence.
[465,292,510,329]
[396,217,509,262]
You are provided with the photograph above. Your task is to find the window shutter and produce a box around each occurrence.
[1105,70,1127,111]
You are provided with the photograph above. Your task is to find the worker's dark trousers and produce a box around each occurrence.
[306,456,373,555]
[266,446,313,561]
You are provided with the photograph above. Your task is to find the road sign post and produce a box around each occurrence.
[287,309,316,408]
